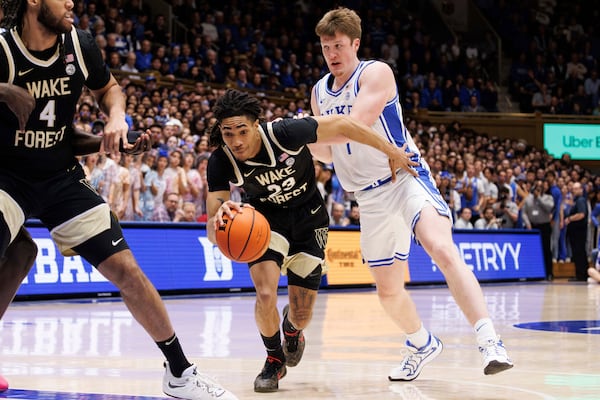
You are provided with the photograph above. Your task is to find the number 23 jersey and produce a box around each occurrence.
[207,118,320,208]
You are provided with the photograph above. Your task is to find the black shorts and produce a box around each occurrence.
[251,192,329,278]
[0,164,128,265]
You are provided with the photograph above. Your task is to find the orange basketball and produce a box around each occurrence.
[215,207,271,262]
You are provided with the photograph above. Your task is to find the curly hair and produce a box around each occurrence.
[0,0,25,30]
[208,89,263,147]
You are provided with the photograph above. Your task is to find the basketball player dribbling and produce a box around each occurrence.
[309,7,513,380]
[205,89,417,392]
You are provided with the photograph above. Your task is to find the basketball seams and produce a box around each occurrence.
[235,209,255,261]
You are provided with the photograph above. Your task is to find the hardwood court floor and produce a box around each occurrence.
[1,282,600,399]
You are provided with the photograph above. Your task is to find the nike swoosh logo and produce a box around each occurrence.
[168,382,186,389]
[111,238,124,246]
[18,68,34,77]
[310,205,322,214]
[165,335,177,346]
[243,168,256,177]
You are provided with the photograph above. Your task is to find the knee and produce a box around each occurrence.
[376,279,407,301]
[426,241,460,272]
[255,288,278,310]
[99,252,146,291]
[5,228,38,279]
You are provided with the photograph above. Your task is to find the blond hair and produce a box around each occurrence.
[315,7,362,41]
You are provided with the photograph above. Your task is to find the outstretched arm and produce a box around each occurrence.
[311,114,419,179]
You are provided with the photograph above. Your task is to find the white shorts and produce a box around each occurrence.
[354,172,451,267]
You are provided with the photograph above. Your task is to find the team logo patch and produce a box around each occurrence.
[285,157,295,167]
[65,64,76,75]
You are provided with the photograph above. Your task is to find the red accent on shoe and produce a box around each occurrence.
[0,375,8,392]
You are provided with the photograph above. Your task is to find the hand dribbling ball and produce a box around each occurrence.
[216,207,271,262]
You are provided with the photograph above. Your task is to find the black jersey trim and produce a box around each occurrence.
[266,121,304,156]
[0,35,14,82]
[9,28,59,66]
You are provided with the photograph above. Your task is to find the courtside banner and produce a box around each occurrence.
[324,228,546,285]
[17,222,286,298]
[16,223,544,298]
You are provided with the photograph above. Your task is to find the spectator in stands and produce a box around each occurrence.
[135,39,153,72]
[495,186,519,229]
[330,202,350,227]
[421,77,444,111]
[459,77,481,108]
[546,171,562,262]
[521,180,555,280]
[347,203,361,226]
[120,51,140,79]
[584,69,600,108]
[474,206,500,229]
[531,83,552,113]
[463,95,486,112]
[454,207,474,229]
[566,182,589,281]
[480,80,499,112]
[152,192,182,222]
[175,202,198,223]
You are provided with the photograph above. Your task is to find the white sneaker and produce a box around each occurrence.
[479,338,514,375]
[163,361,238,400]
[388,334,443,381]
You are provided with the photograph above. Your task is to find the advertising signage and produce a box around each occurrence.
[544,123,600,160]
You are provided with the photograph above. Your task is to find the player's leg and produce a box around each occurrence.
[0,226,38,320]
[43,169,237,400]
[281,196,328,368]
[355,182,442,381]
[0,222,37,393]
[414,205,513,375]
[249,258,287,392]
[283,265,321,367]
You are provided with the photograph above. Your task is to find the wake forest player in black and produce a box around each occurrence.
[206,89,418,392]
[0,1,236,399]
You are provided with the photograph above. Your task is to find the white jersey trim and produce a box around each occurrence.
[10,28,59,67]
[70,27,89,80]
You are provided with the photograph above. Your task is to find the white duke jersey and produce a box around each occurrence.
[313,60,426,192]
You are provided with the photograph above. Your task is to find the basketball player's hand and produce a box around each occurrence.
[5,84,35,132]
[214,200,254,230]
[102,118,130,155]
[120,130,152,155]
[388,143,419,180]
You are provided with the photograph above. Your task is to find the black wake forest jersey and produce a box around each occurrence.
[208,118,320,208]
[0,26,111,180]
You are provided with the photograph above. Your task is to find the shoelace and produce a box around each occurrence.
[479,340,504,357]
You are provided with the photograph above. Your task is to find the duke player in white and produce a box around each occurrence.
[310,7,513,380]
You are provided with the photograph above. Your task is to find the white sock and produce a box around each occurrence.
[406,324,430,349]
[474,318,497,345]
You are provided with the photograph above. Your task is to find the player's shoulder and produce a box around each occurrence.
[362,59,393,73]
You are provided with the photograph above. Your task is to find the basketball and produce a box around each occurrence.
[215,207,271,263]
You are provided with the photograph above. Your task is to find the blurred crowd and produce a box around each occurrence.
[477,0,600,114]
[61,1,600,273]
